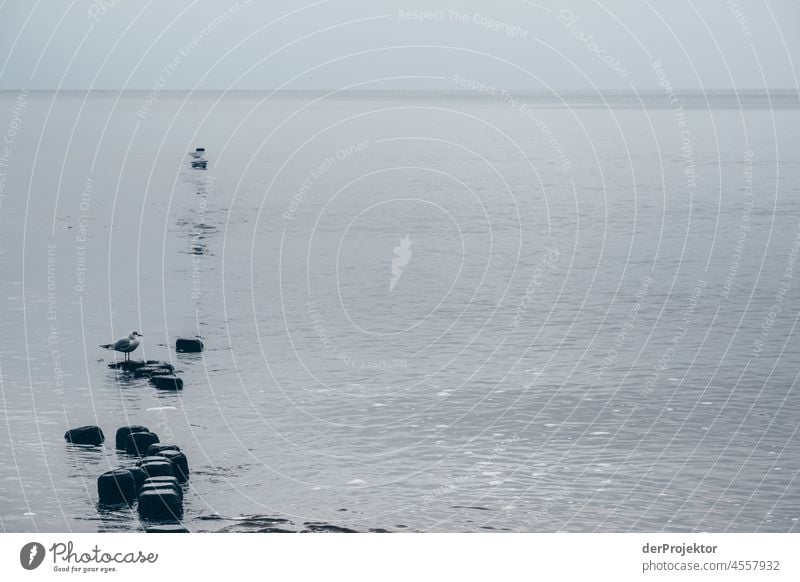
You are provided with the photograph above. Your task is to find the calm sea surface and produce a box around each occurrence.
[1,91,799,532]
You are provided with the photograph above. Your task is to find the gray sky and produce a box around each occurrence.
[0,0,798,91]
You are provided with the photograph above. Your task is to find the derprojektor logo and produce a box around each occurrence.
[20,542,46,570]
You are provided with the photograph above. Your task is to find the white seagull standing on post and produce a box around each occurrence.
[100,331,143,361]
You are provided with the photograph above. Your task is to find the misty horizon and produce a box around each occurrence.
[1,1,798,93]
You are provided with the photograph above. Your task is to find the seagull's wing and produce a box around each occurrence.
[113,337,132,351]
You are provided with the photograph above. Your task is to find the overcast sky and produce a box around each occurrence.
[0,0,798,92]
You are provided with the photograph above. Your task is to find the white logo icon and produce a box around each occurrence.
[390,234,413,292]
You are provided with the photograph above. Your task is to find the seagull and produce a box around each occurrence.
[100,331,142,361]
